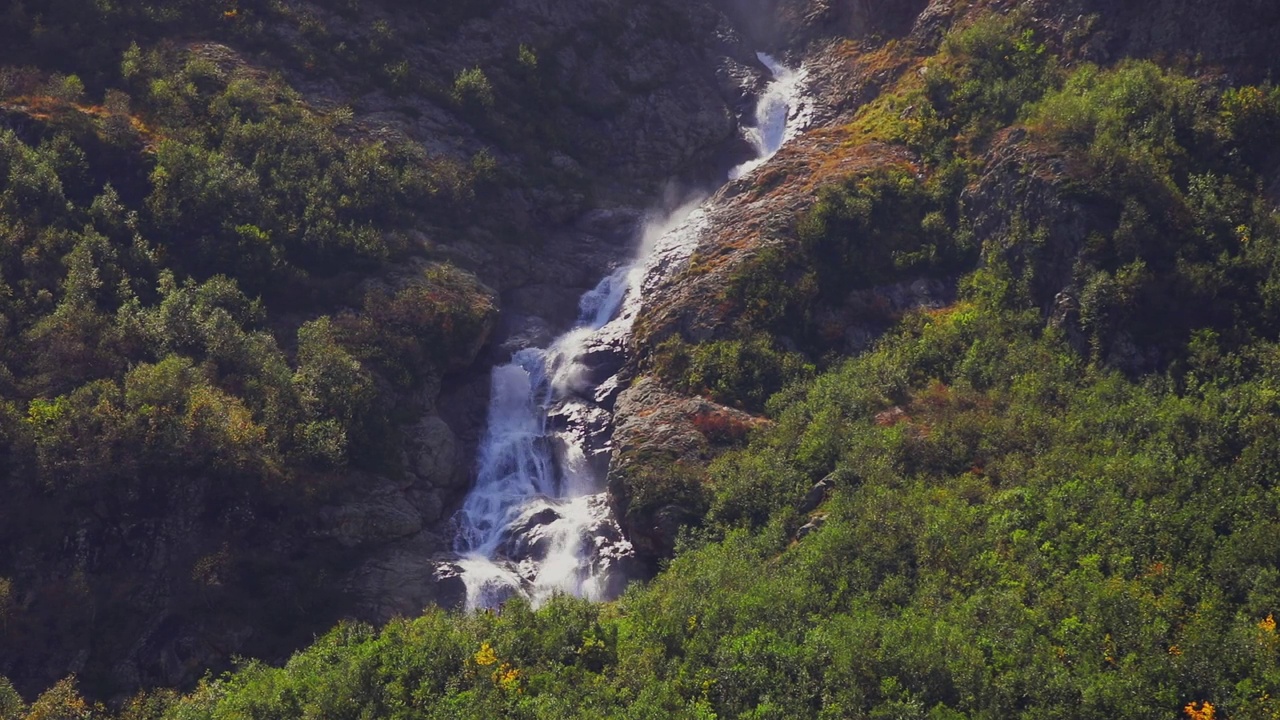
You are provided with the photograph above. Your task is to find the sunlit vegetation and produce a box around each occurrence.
[9,6,1280,720]
[24,298,1280,718]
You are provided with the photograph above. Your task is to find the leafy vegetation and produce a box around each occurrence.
[10,5,1280,720]
[0,0,502,699]
[653,333,812,412]
[25,297,1280,718]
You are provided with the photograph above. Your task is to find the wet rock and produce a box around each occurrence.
[576,207,645,242]
[524,507,563,528]
[465,557,530,608]
[502,507,563,562]
[507,285,588,334]
[497,314,557,356]
[577,337,628,389]
[430,561,470,610]
[550,400,615,473]
[593,371,630,409]
[592,536,643,598]
[581,497,641,597]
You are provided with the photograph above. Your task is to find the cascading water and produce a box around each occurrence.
[730,54,804,180]
[450,54,807,611]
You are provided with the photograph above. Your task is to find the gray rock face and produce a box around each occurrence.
[713,0,930,48]
[503,508,563,562]
[799,474,837,514]
[405,416,465,492]
[307,0,753,196]
[349,538,468,622]
[329,407,487,621]
[829,277,956,355]
[1065,0,1280,76]
[320,478,424,549]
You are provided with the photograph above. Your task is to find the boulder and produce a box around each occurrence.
[404,415,465,493]
[348,537,466,622]
[319,478,424,549]
[798,474,837,514]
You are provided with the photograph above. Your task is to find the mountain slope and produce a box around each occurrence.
[0,0,758,700]
[8,0,1280,717]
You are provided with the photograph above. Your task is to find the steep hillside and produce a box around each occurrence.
[0,0,762,700]
[8,0,1280,717]
[613,0,1280,566]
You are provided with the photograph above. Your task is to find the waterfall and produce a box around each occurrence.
[450,54,806,611]
[730,54,804,180]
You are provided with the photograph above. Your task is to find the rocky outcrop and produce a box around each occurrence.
[635,135,917,349]
[608,377,765,560]
[291,0,759,200]
[603,0,1280,572]
[347,539,467,622]
[1053,0,1280,77]
[964,129,1091,316]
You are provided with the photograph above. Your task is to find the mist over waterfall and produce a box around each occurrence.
[450,55,806,611]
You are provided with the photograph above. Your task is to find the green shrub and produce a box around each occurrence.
[934,11,1058,133]
[453,66,495,109]
[1027,60,1208,178]
[292,317,375,468]
[0,676,22,720]
[333,264,496,390]
[654,333,812,412]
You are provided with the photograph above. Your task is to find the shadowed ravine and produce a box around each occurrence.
[450,53,808,610]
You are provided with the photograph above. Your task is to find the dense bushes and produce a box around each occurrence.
[849,11,1058,163]
[626,33,1280,714]
[797,167,969,299]
[51,278,1280,719]
[11,4,1280,718]
[1019,60,1280,365]
[0,13,497,697]
[123,47,470,292]
[653,333,812,412]
[70,12,1280,720]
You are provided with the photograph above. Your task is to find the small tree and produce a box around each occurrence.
[0,676,24,720]
[25,677,90,720]
[452,67,494,109]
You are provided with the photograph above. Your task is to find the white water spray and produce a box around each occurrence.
[730,53,807,180]
[450,54,805,611]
